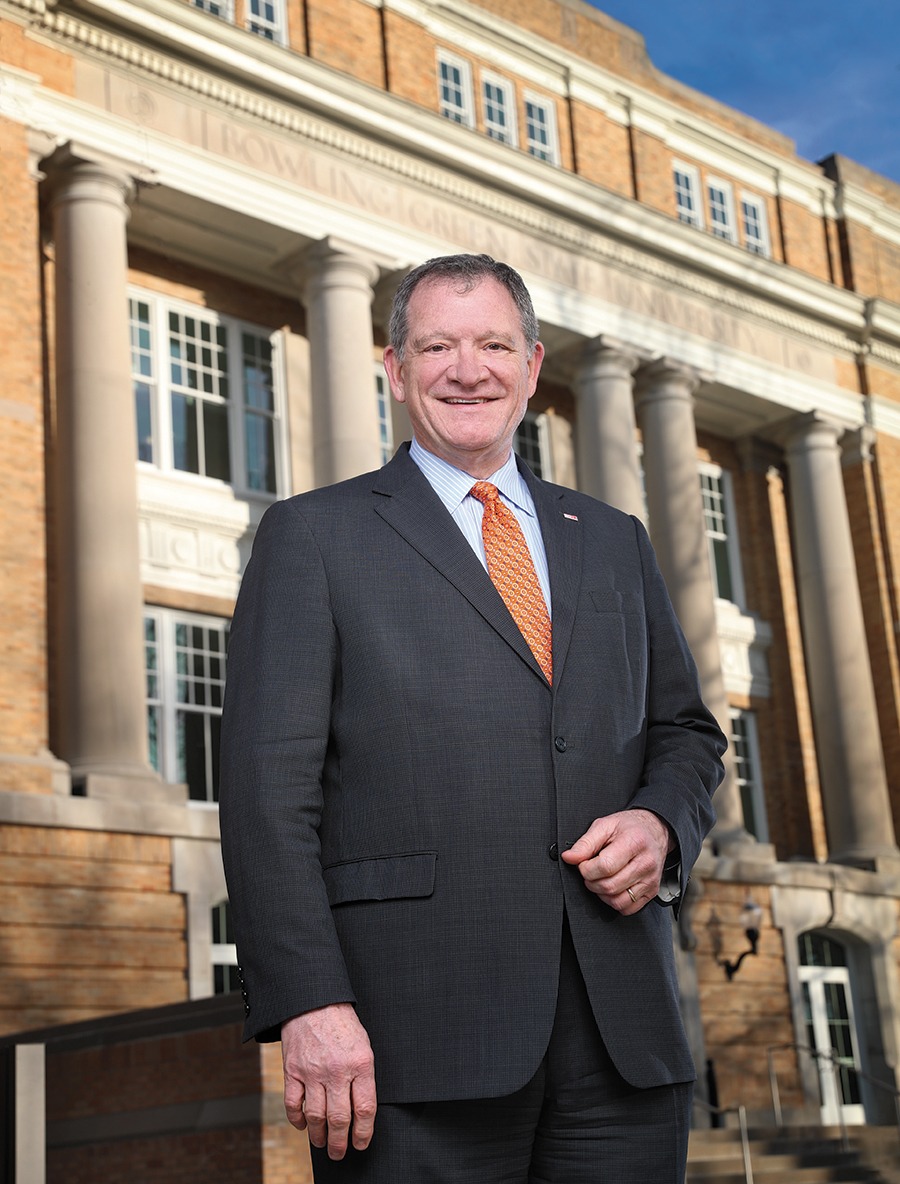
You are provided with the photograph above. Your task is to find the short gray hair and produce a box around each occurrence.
[388,254,540,361]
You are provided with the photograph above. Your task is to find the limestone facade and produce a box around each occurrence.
[2,0,900,1148]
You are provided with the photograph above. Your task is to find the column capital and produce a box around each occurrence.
[40,140,155,208]
[574,335,644,387]
[634,357,706,405]
[841,425,876,468]
[775,409,843,454]
[279,236,389,303]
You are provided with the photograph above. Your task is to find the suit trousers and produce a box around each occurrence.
[309,916,693,1184]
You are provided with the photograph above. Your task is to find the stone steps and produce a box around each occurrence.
[687,1125,898,1184]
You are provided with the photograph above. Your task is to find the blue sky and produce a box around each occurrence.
[585,0,900,185]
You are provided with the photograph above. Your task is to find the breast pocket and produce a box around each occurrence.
[587,589,646,719]
[323,852,437,906]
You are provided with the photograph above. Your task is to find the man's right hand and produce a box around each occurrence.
[281,1002,377,1160]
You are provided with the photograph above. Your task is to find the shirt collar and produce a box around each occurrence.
[409,438,536,518]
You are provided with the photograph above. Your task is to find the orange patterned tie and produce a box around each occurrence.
[470,482,552,683]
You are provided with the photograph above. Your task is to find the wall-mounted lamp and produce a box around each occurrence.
[712,897,763,981]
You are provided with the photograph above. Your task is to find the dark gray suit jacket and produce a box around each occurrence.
[219,444,724,1104]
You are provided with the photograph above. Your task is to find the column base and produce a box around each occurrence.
[0,749,71,795]
[71,765,188,805]
[828,847,900,874]
[708,823,776,861]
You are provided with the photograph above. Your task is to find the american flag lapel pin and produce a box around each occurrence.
[563,512,579,521]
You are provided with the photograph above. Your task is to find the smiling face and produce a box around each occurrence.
[383,276,544,479]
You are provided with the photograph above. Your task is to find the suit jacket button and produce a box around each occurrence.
[548,843,559,861]
[554,736,567,752]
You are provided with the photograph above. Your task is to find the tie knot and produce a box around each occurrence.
[470,481,500,505]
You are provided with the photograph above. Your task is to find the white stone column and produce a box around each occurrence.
[783,412,898,866]
[299,238,383,485]
[635,359,749,849]
[45,146,167,799]
[573,337,644,518]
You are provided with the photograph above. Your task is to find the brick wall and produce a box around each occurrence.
[694,881,803,1117]
[0,826,187,1036]
[44,1002,314,1184]
[0,114,52,793]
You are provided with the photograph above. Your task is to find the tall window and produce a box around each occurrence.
[130,291,283,496]
[524,94,559,164]
[730,709,767,842]
[437,52,474,127]
[799,933,864,1124]
[707,178,737,242]
[211,900,239,994]
[514,411,551,480]
[375,366,394,465]
[482,75,516,144]
[247,0,285,42]
[145,610,229,803]
[741,193,771,257]
[700,463,742,605]
[674,164,703,228]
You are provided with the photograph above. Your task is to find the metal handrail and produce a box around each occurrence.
[692,1096,754,1184]
[767,1041,900,1150]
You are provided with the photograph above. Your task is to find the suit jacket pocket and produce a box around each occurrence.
[323,852,437,906]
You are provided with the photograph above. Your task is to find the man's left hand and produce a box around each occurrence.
[561,808,674,913]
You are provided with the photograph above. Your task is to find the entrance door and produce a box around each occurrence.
[798,933,865,1125]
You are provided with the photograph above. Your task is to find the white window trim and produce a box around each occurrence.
[673,161,704,229]
[515,409,552,481]
[729,707,769,844]
[523,91,560,165]
[699,460,745,608]
[211,899,239,994]
[437,49,475,128]
[129,285,288,500]
[707,176,738,243]
[375,363,394,466]
[740,191,772,258]
[481,71,517,146]
[246,0,287,45]
[145,607,229,806]
[193,0,233,18]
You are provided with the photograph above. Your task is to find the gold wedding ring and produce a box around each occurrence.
[627,886,636,902]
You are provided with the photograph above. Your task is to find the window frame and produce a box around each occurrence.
[211,899,240,994]
[145,608,230,806]
[699,461,745,608]
[246,0,287,44]
[514,410,552,481]
[193,0,233,17]
[129,286,287,499]
[523,92,560,165]
[707,176,738,243]
[673,162,704,229]
[437,50,475,128]
[375,363,394,466]
[740,191,772,257]
[729,707,768,843]
[481,71,517,146]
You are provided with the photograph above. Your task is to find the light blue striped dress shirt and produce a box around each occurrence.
[408,438,552,617]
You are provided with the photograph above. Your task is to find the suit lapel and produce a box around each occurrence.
[372,448,548,683]
[519,461,583,689]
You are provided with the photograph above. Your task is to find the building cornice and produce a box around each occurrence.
[7,0,899,377]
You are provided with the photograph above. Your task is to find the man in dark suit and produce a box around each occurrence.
[219,254,725,1182]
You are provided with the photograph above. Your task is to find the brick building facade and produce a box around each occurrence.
[2,0,900,1173]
